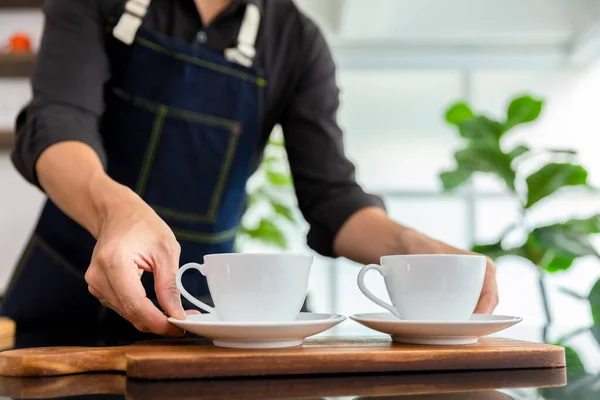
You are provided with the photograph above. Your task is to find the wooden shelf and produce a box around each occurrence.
[0,53,35,77]
[0,131,14,150]
[0,0,43,8]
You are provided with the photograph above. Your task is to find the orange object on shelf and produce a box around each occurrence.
[9,33,32,53]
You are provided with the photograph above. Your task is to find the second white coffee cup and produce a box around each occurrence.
[177,253,313,322]
[357,255,486,321]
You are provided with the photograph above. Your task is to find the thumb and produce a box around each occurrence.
[154,244,186,320]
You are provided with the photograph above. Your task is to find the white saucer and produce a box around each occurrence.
[350,313,522,345]
[168,312,346,349]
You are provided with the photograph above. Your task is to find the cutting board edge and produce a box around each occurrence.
[126,344,567,379]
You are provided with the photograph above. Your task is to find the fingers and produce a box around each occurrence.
[87,249,184,337]
[474,258,499,314]
[186,309,201,315]
[153,240,186,320]
[86,261,118,310]
[106,258,184,337]
[474,292,497,314]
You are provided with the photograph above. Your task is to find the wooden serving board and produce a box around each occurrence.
[0,319,15,350]
[0,318,15,339]
[0,337,565,380]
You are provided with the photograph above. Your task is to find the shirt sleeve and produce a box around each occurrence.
[279,16,386,258]
[11,0,110,186]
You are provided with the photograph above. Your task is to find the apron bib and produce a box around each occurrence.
[1,0,265,331]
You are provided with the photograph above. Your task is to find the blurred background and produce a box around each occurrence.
[1,0,600,362]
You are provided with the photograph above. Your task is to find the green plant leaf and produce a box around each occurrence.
[454,145,516,191]
[565,345,586,372]
[262,155,279,165]
[242,219,287,249]
[445,102,474,126]
[245,193,260,210]
[458,116,505,145]
[508,145,530,160]
[272,202,295,223]
[563,215,600,234]
[525,163,589,208]
[268,139,285,147]
[471,242,503,258]
[592,325,600,348]
[544,255,578,273]
[439,168,472,191]
[472,242,526,260]
[267,170,293,186]
[527,221,599,272]
[588,278,600,324]
[506,95,543,129]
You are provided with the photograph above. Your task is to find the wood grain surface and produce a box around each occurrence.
[0,319,15,339]
[0,367,567,399]
[0,337,566,380]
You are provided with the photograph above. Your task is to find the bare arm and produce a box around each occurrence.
[37,142,187,335]
[333,208,499,313]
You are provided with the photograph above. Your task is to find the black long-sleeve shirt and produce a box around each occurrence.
[11,0,385,257]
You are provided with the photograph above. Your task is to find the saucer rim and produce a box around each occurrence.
[349,313,522,325]
[168,312,346,327]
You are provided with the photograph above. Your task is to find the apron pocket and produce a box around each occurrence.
[140,109,241,223]
[106,90,242,223]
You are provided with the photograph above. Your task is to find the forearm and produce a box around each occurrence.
[333,207,466,264]
[334,207,499,313]
[36,141,134,238]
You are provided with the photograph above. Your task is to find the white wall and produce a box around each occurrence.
[0,10,44,293]
[339,0,585,44]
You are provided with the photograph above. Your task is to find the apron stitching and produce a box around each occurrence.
[151,206,211,222]
[172,226,238,244]
[2,236,36,302]
[113,89,237,129]
[135,106,167,195]
[35,235,85,280]
[115,90,242,222]
[208,125,242,221]
[135,36,266,86]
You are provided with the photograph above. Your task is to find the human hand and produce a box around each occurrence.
[397,228,499,314]
[334,208,499,314]
[472,256,499,314]
[85,181,187,336]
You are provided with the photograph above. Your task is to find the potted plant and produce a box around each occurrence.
[237,131,299,251]
[441,95,600,340]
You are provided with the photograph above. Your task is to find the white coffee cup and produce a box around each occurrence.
[357,255,486,321]
[176,253,313,322]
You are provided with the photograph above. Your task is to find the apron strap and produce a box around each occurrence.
[224,3,261,68]
[113,0,152,45]
[113,0,261,68]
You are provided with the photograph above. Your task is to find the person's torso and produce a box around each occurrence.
[97,0,311,162]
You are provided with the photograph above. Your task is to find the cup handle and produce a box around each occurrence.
[176,263,220,319]
[357,264,402,319]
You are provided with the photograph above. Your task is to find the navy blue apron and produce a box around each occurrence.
[1,0,265,333]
